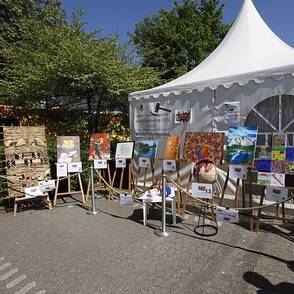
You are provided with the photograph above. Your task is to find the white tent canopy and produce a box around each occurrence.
[129,0,294,101]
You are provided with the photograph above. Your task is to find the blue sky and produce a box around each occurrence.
[61,0,294,47]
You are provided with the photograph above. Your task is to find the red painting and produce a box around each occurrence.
[183,132,225,164]
[89,133,111,160]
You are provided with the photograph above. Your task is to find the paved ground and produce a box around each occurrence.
[0,196,293,294]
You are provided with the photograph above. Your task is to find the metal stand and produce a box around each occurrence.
[155,174,172,237]
[87,165,98,215]
[194,199,218,237]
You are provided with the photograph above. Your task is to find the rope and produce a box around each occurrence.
[167,175,294,211]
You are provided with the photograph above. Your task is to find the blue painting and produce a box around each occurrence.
[257,160,272,172]
[286,147,294,161]
[137,140,158,158]
[226,126,258,165]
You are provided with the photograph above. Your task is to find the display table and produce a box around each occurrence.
[138,189,176,226]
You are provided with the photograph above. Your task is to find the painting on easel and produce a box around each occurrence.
[183,132,225,164]
[225,126,258,165]
[164,136,180,160]
[89,133,111,160]
[137,140,158,158]
[115,141,135,159]
[57,136,80,163]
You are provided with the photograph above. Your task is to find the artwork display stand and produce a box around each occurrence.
[53,173,85,206]
[110,159,132,198]
[14,194,52,216]
[86,162,112,201]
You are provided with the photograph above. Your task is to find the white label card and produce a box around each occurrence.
[94,159,107,169]
[192,183,213,199]
[115,158,126,168]
[266,186,288,202]
[139,157,151,168]
[120,193,134,206]
[24,186,43,198]
[229,165,247,179]
[38,180,56,192]
[56,163,67,177]
[163,160,176,171]
[216,206,239,223]
[67,162,82,173]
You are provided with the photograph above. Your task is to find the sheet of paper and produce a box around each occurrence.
[192,183,213,199]
[266,186,288,202]
[94,159,107,169]
[38,180,56,192]
[67,162,82,173]
[216,206,239,223]
[56,163,67,177]
[229,165,247,179]
[163,159,176,171]
[139,157,151,168]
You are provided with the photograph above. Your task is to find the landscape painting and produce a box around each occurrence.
[164,136,180,159]
[57,136,80,163]
[137,140,158,158]
[89,133,111,160]
[225,126,258,165]
[183,132,225,164]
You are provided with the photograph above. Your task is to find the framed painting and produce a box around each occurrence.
[89,133,111,160]
[57,136,80,163]
[137,140,158,158]
[115,141,135,159]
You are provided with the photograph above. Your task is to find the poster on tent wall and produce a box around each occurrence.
[223,101,240,125]
[225,126,258,165]
[175,109,192,123]
[183,132,225,164]
[134,102,172,137]
[57,136,80,163]
[89,133,111,160]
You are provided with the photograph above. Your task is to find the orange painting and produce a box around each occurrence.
[183,132,225,164]
[164,136,180,159]
[89,133,111,160]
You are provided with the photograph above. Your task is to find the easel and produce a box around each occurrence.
[183,164,217,220]
[86,160,112,201]
[109,158,132,199]
[53,173,85,206]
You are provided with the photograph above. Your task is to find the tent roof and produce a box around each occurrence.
[129,0,294,101]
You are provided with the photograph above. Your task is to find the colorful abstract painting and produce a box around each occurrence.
[164,136,180,159]
[225,126,258,165]
[89,133,111,160]
[271,148,286,161]
[57,136,80,163]
[137,140,158,158]
[183,132,225,164]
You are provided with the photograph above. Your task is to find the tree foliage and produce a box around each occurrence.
[129,0,230,82]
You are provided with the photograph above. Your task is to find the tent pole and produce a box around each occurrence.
[212,89,217,132]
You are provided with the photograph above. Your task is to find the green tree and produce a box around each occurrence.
[129,0,230,82]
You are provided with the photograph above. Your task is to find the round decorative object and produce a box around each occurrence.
[193,159,218,184]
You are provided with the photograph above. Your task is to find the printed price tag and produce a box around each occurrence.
[139,157,151,168]
[216,206,239,223]
[38,180,56,192]
[266,186,288,202]
[67,162,82,173]
[163,160,176,171]
[115,158,126,168]
[56,163,67,177]
[94,159,107,169]
[192,183,213,199]
[229,165,247,179]
[24,186,43,198]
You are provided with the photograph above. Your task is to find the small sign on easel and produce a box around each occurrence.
[266,186,288,202]
[192,183,213,199]
[56,163,67,177]
[68,162,82,173]
[115,158,126,168]
[139,157,151,168]
[229,165,247,179]
[94,159,107,169]
[163,159,176,171]
[216,206,239,223]
[38,180,56,192]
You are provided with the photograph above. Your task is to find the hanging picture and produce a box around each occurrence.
[257,160,272,172]
[271,173,285,187]
[272,133,287,148]
[57,136,80,163]
[115,141,134,159]
[137,140,158,158]
[175,109,192,123]
[89,133,111,160]
[271,160,285,174]
[164,136,180,159]
[271,148,286,161]
[286,147,294,161]
[223,101,240,125]
[225,126,258,165]
[183,132,225,164]
[257,172,272,185]
[285,161,294,175]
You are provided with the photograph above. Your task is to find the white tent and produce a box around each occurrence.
[129,0,294,142]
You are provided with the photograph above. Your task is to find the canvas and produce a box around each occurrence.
[285,161,294,175]
[137,140,158,158]
[286,147,294,161]
[271,173,285,187]
[57,136,80,163]
[89,133,111,160]
[257,172,272,185]
[115,141,134,159]
[183,132,225,164]
[272,133,287,148]
[257,160,272,172]
[225,126,258,165]
[271,147,286,161]
[271,160,285,174]
[164,136,180,160]
[175,109,192,123]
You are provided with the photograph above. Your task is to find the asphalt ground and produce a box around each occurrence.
[0,196,293,294]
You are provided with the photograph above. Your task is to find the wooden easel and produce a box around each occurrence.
[53,173,85,206]
[182,164,216,221]
[109,158,132,199]
[86,161,112,201]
